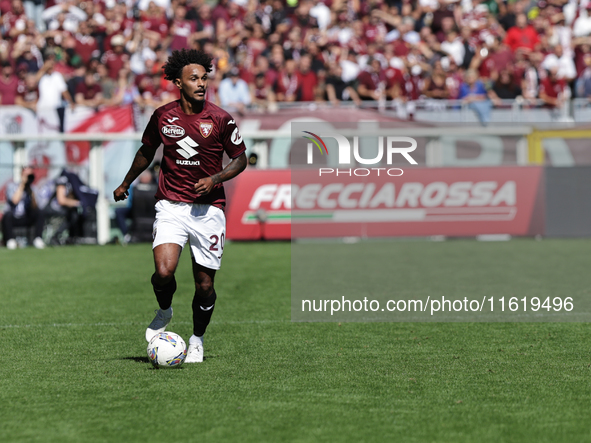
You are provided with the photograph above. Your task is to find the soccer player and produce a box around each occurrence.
[113,49,247,363]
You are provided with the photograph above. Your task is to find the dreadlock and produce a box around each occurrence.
[163,49,214,81]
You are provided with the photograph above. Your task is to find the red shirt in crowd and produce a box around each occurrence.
[170,19,196,51]
[75,82,102,101]
[504,25,539,52]
[357,70,384,92]
[539,77,566,100]
[74,35,99,65]
[142,13,169,38]
[0,74,19,104]
[16,82,39,103]
[101,50,130,80]
[385,66,404,90]
[297,70,317,101]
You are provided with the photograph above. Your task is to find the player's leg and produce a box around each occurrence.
[152,242,183,307]
[185,204,225,362]
[186,263,216,363]
[146,243,183,342]
[146,200,189,342]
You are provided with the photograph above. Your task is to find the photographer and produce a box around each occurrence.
[2,167,46,250]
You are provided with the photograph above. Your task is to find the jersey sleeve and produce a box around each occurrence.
[219,114,246,159]
[141,110,162,149]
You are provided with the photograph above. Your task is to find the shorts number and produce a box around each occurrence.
[209,233,225,251]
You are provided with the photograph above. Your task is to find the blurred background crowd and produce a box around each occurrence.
[0,0,589,117]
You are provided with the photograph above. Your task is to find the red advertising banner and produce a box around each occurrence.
[224,167,544,240]
[225,169,292,240]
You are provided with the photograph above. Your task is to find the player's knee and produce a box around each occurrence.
[195,280,213,297]
[154,266,175,284]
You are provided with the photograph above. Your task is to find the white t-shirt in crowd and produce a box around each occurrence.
[37,71,67,110]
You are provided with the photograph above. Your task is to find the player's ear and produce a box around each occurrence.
[174,78,182,89]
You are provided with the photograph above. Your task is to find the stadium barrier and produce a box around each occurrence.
[1,123,589,243]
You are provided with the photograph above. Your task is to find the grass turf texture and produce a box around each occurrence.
[0,239,590,442]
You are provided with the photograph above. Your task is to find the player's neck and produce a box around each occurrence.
[179,97,205,115]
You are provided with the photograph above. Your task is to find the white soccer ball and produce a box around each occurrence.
[147,332,187,369]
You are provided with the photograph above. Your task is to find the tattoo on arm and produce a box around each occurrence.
[211,153,247,185]
[122,145,157,187]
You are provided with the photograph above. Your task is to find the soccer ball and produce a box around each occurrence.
[147,332,187,369]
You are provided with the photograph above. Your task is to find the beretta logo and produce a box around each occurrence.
[162,125,185,138]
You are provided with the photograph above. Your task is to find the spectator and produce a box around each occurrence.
[15,72,39,110]
[3,0,28,40]
[471,36,514,82]
[539,66,567,108]
[2,166,45,249]
[45,169,97,245]
[325,63,361,106]
[250,72,277,112]
[72,21,100,65]
[23,0,45,32]
[169,5,196,52]
[36,55,74,131]
[459,69,492,125]
[110,66,138,106]
[140,1,170,40]
[504,13,540,53]
[356,57,386,101]
[423,60,451,99]
[542,44,577,82]
[192,4,215,47]
[576,53,591,98]
[96,63,116,101]
[13,39,42,73]
[0,61,19,105]
[573,4,591,38]
[74,70,104,107]
[0,0,583,123]
[218,67,251,114]
[489,69,522,105]
[42,1,87,34]
[101,34,129,80]
[310,0,331,30]
[275,58,299,102]
[66,60,86,103]
[440,30,465,67]
[340,50,361,83]
[297,54,318,102]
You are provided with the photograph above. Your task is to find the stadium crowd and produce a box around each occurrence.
[0,0,589,118]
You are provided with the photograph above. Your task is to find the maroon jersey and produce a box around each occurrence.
[141,100,246,207]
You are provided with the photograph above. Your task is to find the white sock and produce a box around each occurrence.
[189,335,203,346]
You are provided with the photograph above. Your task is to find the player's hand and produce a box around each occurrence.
[194,177,214,196]
[113,184,129,202]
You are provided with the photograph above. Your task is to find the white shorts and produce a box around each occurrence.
[152,200,226,270]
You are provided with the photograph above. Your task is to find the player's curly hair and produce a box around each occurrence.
[163,49,214,81]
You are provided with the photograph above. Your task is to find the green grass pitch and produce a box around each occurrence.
[1,239,591,442]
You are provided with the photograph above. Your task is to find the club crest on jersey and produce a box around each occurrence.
[162,125,185,138]
[199,122,213,138]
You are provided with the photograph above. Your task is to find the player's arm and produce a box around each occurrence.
[194,153,247,196]
[113,144,158,201]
